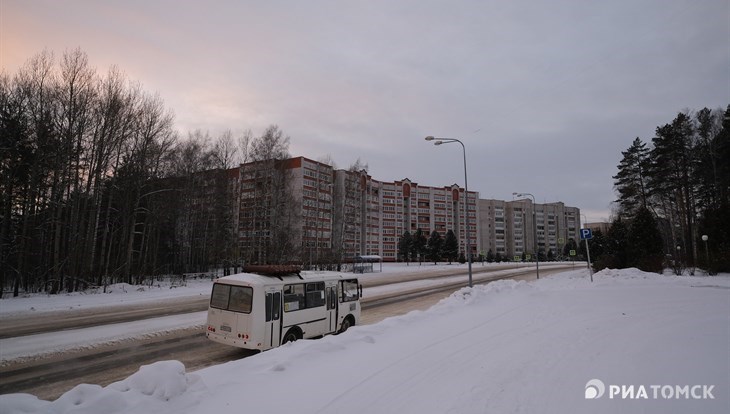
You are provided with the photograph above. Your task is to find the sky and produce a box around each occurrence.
[2,0,728,222]
[1,267,728,413]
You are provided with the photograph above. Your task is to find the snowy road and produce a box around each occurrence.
[0,264,572,400]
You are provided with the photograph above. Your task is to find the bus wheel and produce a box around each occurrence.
[339,317,352,334]
[282,330,299,344]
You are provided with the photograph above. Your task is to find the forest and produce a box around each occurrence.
[592,105,730,274]
[0,49,295,297]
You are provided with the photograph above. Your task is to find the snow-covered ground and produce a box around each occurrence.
[0,262,564,362]
[1,267,729,414]
[0,262,480,315]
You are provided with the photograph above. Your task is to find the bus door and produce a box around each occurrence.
[325,284,338,333]
[264,289,282,348]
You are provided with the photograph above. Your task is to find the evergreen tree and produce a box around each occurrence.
[715,105,730,205]
[411,228,427,264]
[486,249,494,263]
[427,230,443,264]
[627,207,664,273]
[495,252,503,263]
[693,108,723,211]
[563,238,578,258]
[593,218,629,271]
[443,230,459,264]
[697,205,730,274]
[613,137,651,218]
[587,230,606,260]
[647,113,697,266]
[398,231,412,264]
[697,105,730,273]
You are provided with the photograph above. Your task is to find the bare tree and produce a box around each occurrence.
[238,125,298,264]
[211,130,238,170]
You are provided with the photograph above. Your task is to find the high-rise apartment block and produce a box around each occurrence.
[231,156,580,263]
[478,199,580,260]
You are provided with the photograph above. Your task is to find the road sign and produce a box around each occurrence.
[558,237,564,244]
[514,255,520,262]
[580,228,593,240]
[526,254,531,261]
[570,249,576,256]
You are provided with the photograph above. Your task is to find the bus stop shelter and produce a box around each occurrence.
[353,255,383,273]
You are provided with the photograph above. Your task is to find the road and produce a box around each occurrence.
[0,265,575,400]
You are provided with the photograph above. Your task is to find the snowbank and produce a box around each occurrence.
[1,268,728,414]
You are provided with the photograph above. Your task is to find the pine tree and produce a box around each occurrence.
[613,137,651,218]
[715,105,730,205]
[427,230,443,264]
[647,113,697,266]
[587,230,606,260]
[398,231,412,264]
[627,207,664,273]
[411,229,427,264]
[443,230,459,264]
[593,218,630,271]
[696,105,730,273]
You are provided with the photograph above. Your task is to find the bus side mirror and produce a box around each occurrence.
[359,284,363,298]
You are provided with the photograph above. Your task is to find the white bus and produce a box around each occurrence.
[205,266,362,351]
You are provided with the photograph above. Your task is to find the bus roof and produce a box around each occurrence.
[214,270,356,286]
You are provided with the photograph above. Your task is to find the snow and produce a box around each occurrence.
[0,280,214,316]
[0,262,469,315]
[0,312,207,362]
[0,262,565,362]
[1,267,729,414]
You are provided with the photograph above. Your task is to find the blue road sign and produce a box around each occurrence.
[580,228,593,240]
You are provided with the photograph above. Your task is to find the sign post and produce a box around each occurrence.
[580,228,594,282]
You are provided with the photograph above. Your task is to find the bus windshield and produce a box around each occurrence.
[210,283,253,313]
[341,279,359,302]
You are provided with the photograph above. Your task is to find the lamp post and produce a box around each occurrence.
[513,192,539,279]
[701,235,709,272]
[425,136,472,287]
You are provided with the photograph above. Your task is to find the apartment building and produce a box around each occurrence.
[478,199,580,259]
[233,155,577,263]
[340,174,480,261]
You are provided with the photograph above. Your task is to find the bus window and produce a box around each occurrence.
[327,287,337,310]
[341,279,359,302]
[266,292,282,322]
[272,292,281,320]
[228,286,253,313]
[284,284,305,312]
[210,284,231,309]
[211,284,252,313]
[306,282,325,308]
[266,293,272,321]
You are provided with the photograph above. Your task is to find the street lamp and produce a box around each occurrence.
[425,136,472,287]
[513,192,539,279]
[701,235,709,272]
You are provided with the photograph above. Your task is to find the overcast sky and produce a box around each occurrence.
[2,0,728,222]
